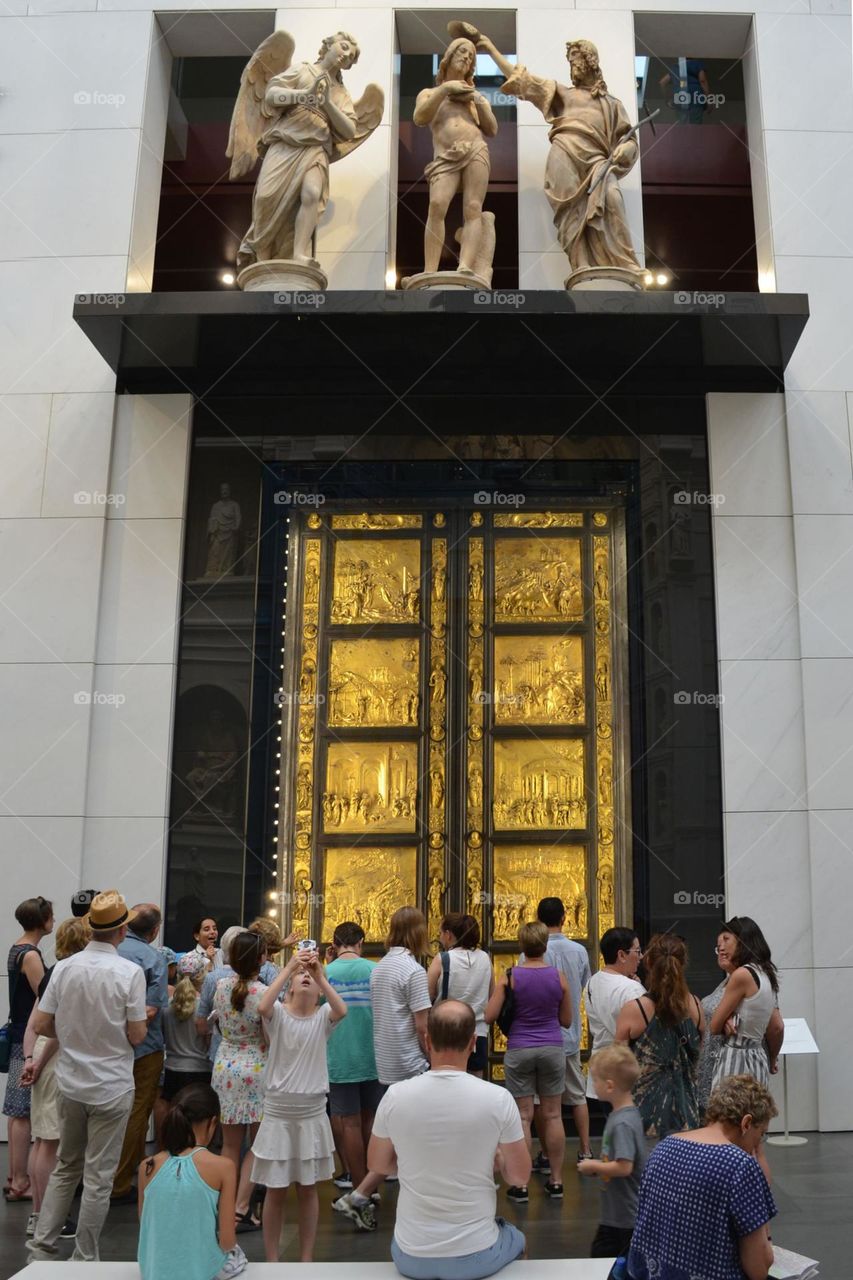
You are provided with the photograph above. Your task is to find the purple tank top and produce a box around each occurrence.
[507,966,563,1049]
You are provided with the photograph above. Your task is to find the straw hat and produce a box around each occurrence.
[86,889,137,933]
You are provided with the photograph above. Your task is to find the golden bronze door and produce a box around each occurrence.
[276,502,630,1017]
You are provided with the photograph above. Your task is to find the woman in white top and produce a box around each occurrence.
[427,913,494,1078]
[251,946,346,1262]
[193,917,224,971]
[710,916,783,1090]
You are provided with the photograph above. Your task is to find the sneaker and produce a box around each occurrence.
[370,1192,381,1205]
[384,1174,398,1183]
[59,1218,77,1239]
[26,1213,38,1237]
[506,1185,528,1204]
[333,1193,377,1232]
[577,1150,594,1163]
[215,1244,248,1279]
[334,1171,353,1189]
[544,1181,564,1199]
[532,1152,551,1176]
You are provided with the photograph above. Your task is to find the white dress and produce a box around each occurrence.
[251,1002,337,1187]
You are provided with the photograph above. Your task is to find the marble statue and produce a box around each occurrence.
[204,482,242,577]
[403,34,498,291]
[459,22,645,289]
[227,30,384,291]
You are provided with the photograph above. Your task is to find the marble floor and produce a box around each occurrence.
[0,1134,848,1280]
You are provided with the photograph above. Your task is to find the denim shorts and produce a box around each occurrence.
[391,1219,525,1280]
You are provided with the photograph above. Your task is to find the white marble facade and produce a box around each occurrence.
[1,0,852,1131]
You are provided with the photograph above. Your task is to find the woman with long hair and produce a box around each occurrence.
[427,912,494,1078]
[211,931,268,1231]
[615,933,704,1136]
[20,917,89,1237]
[710,916,783,1091]
[251,946,347,1261]
[163,952,213,1099]
[4,896,54,1202]
[138,1083,245,1280]
[485,921,572,1203]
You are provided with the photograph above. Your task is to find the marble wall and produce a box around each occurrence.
[1,0,851,1132]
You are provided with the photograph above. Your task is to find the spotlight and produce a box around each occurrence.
[656,272,670,286]
[385,269,398,290]
[643,272,654,286]
[220,271,236,286]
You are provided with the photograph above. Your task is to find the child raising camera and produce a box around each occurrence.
[251,941,347,1262]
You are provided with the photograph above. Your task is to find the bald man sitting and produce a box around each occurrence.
[368,1000,530,1280]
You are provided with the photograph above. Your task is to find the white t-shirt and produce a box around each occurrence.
[584,969,646,1098]
[434,949,493,1038]
[264,1001,335,1095]
[372,1070,524,1257]
[371,948,431,1085]
[39,941,147,1105]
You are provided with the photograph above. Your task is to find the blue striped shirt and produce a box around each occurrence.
[325,956,378,1083]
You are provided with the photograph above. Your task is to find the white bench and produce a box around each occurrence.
[17,1262,615,1279]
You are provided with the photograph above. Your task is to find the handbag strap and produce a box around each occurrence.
[440,950,451,1002]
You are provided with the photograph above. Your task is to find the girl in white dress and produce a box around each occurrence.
[251,946,347,1261]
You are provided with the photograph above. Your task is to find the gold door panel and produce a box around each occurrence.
[323,742,418,833]
[331,539,421,623]
[321,846,417,942]
[494,537,583,621]
[328,638,420,727]
[493,739,586,830]
[493,635,584,724]
[492,845,588,941]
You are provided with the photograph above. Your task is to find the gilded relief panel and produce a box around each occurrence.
[493,512,583,529]
[321,846,417,942]
[492,844,588,941]
[494,537,582,621]
[493,738,586,830]
[328,638,419,727]
[493,635,584,724]
[324,742,418,833]
[427,530,448,940]
[331,539,421,624]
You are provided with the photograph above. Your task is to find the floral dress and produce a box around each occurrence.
[211,976,268,1124]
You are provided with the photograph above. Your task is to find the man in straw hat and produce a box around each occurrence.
[27,890,148,1263]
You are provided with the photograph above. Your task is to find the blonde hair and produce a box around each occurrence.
[54,917,91,960]
[386,906,428,955]
[590,1043,640,1092]
[519,921,549,958]
[171,970,205,1021]
[706,1074,779,1129]
[248,917,283,958]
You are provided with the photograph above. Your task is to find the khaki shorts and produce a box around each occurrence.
[503,1046,566,1099]
[563,1051,587,1106]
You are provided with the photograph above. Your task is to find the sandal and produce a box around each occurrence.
[6,1187,33,1202]
[235,1211,261,1233]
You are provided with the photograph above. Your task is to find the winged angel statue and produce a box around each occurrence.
[227,30,384,282]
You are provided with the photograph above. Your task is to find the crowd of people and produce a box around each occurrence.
[2,887,785,1280]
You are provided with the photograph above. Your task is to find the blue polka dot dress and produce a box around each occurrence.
[628,1137,776,1280]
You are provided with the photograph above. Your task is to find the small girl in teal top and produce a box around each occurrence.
[138,1083,247,1280]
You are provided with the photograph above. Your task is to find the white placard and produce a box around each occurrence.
[778,1017,819,1056]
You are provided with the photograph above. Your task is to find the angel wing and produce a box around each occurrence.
[226,29,296,180]
[331,84,385,163]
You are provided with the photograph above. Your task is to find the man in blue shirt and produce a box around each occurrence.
[111,903,168,1200]
[535,897,593,1164]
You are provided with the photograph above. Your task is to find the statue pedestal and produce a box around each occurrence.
[401,269,491,293]
[237,259,328,294]
[565,266,646,292]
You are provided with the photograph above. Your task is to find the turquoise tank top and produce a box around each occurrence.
[138,1149,227,1280]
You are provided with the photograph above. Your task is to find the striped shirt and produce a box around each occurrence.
[325,956,377,1083]
[370,948,431,1085]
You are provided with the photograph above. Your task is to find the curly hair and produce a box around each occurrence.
[171,971,205,1022]
[567,39,608,97]
[436,38,476,87]
[54,917,90,961]
[248,917,283,957]
[706,1074,778,1128]
[317,31,360,83]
